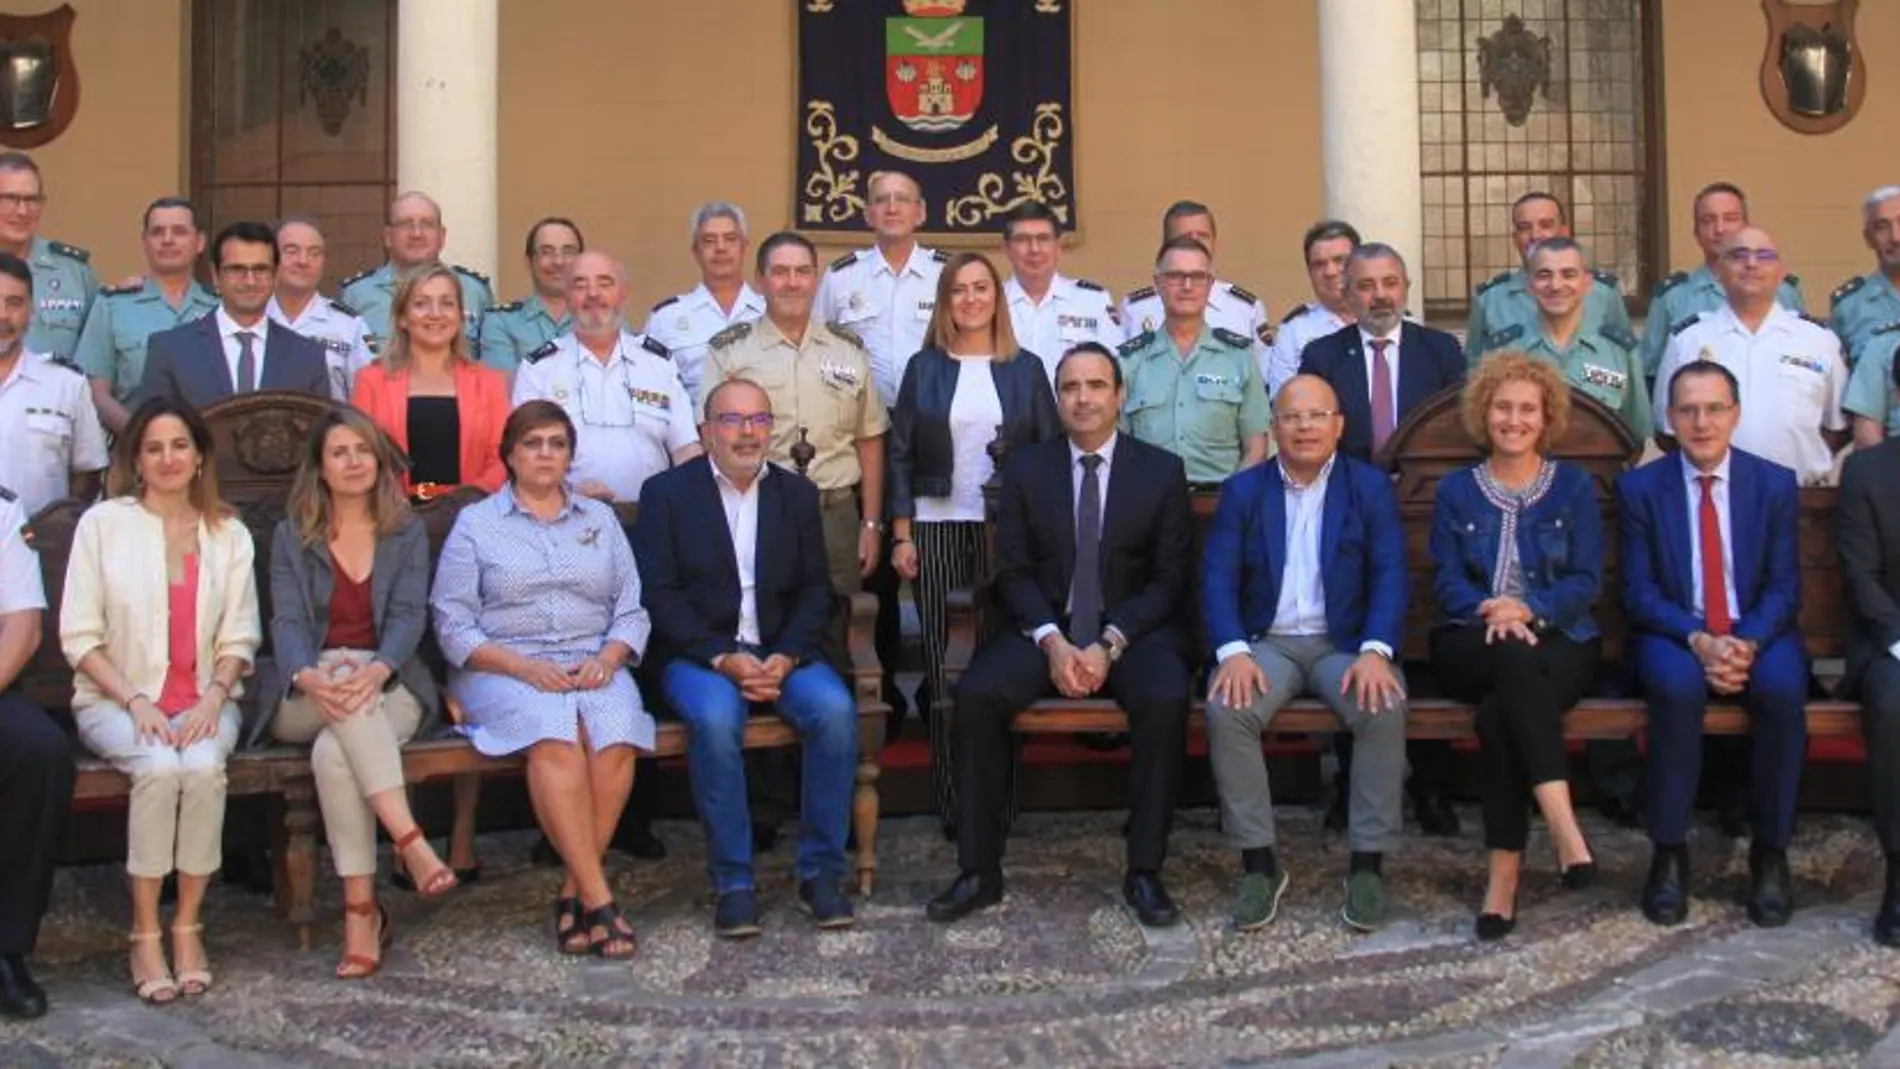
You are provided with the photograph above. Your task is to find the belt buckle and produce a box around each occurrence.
[413,481,448,503]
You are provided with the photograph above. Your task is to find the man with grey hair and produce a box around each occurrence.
[339,190,494,348]
[1829,185,1900,369]
[644,201,765,400]
[267,215,376,401]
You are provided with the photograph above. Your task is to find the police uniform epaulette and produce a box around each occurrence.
[47,240,88,263]
[930,249,950,264]
[339,267,376,289]
[709,321,754,350]
[487,299,522,315]
[0,485,15,502]
[1787,272,1802,288]
[1654,270,1689,297]
[826,320,864,348]
[1475,270,1513,295]
[42,355,82,375]
[1483,323,1525,349]
[1125,285,1156,303]
[1117,333,1153,358]
[101,281,143,296]
[1799,312,1829,329]
[1592,267,1620,287]
[1599,325,1639,350]
[1279,302,1310,324]
[1212,327,1251,349]
[523,340,559,364]
[1668,312,1704,336]
[451,263,490,285]
[1832,275,1867,306]
[641,335,670,358]
[1073,278,1105,293]
[327,297,359,317]
[1874,320,1900,336]
[829,250,860,272]
[649,294,680,313]
[1225,282,1260,305]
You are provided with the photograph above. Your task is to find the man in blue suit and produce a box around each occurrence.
[1298,243,1466,835]
[1619,360,1805,928]
[1202,373,1410,933]
[633,376,860,939]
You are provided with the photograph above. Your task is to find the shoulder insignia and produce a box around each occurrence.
[929,248,950,264]
[1668,313,1703,336]
[1599,325,1639,350]
[1832,274,1868,306]
[641,335,670,359]
[1592,267,1620,287]
[339,267,376,289]
[1279,302,1311,324]
[1475,270,1513,295]
[826,320,864,348]
[1072,277,1104,293]
[47,240,88,263]
[1873,320,1900,336]
[1256,322,1276,347]
[1124,285,1156,303]
[649,294,681,313]
[1225,282,1260,305]
[1482,323,1526,349]
[1653,270,1689,297]
[486,299,522,315]
[44,355,83,375]
[451,263,490,285]
[0,485,14,502]
[829,250,860,272]
[327,297,359,317]
[1799,312,1829,329]
[1118,332,1154,358]
[523,340,559,365]
[1786,272,1802,288]
[101,281,142,296]
[1212,327,1252,350]
[709,321,754,350]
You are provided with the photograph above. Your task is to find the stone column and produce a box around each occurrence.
[1319,0,1423,313]
[396,0,498,277]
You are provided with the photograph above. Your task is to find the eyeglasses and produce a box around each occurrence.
[870,192,920,208]
[710,412,776,431]
[1721,247,1781,265]
[0,193,44,212]
[218,264,275,280]
[1276,409,1338,427]
[1670,401,1737,422]
[1157,270,1213,288]
[577,370,635,428]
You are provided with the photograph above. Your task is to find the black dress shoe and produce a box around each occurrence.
[1475,896,1518,942]
[1876,884,1900,947]
[925,870,1003,922]
[1641,845,1690,926]
[1123,872,1181,928]
[1746,847,1794,928]
[1413,792,1461,837]
[0,954,47,1020]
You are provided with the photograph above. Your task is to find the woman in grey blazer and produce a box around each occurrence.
[266,407,455,979]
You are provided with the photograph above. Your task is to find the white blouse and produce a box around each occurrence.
[916,355,1003,524]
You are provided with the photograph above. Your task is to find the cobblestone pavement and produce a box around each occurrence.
[4,807,1900,1068]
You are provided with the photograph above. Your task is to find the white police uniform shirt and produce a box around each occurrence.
[1265,302,1351,399]
[267,294,376,401]
[0,351,109,515]
[0,491,45,614]
[1653,302,1848,486]
[510,331,698,503]
[1120,277,1271,378]
[814,243,946,408]
[1004,273,1120,383]
[641,282,766,402]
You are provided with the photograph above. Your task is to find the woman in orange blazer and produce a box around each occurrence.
[350,264,509,498]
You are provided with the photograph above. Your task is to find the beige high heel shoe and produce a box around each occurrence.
[128,930,178,1005]
[170,923,213,996]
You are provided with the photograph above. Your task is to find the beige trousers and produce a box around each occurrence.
[271,649,424,878]
[75,702,242,879]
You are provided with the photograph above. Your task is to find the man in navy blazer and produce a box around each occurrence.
[136,221,329,409]
[1619,360,1805,929]
[1297,242,1466,835]
[633,377,860,938]
[1203,374,1410,933]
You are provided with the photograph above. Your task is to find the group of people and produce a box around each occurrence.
[4,145,1900,1022]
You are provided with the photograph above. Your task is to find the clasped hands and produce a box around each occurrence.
[294,658,395,722]
[1479,596,1538,646]
[715,651,799,702]
[509,649,626,696]
[1690,630,1756,695]
[129,691,225,747]
[1042,634,1111,699]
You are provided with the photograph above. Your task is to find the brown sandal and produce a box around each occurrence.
[336,899,392,980]
[393,827,459,899]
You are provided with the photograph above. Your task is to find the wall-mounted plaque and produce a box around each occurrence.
[1760,0,1865,135]
[0,5,78,148]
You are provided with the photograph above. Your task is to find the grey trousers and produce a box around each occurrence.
[1206,634,1407,854]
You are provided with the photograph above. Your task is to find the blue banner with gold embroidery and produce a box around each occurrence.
[796,0,1076,238]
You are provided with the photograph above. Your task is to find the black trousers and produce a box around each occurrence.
[1858,657,1900,856]
[952,630,1188,874]
[1432,627,1599,852]
[0,693,74,954]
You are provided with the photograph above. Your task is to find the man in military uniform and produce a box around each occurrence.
[644,202,765,402]
[513,251,700,502]
[814,170,944,409]
[480,217,581,374]
[0,253,107,514]
[1117,236,1271,484]
[1120,200,1272,376]
[1642,182,1806,380]
[267,216,375,403]
[1464,191,1631,365]
[1654,227,1848,485]
[0,152,98,366]
[74,196,219,432]
[339,191,493,348]
[706,231,887,599]
[1828,186,1900,371]
[1472,237,1650,439]
[1266,220,1361,398]
[1000,200,1119,383]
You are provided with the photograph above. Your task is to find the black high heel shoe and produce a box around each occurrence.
[1476,895,1518,942]
[1560,860,1597,890]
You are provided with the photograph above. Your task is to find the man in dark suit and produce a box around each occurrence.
[1834,353,1900,944]
[136,220,328,408]
[633,376,859,939]
[926,341,1195,928]
[1620,360,1805,929]
[1298,241,1466,835]
[1203,374,1409,933]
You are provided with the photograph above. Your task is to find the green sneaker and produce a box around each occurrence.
[1340,870,1386,932]
[1231,869,1290,931]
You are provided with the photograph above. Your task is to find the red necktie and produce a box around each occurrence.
[1698,474,1731,636]
[1370,338,1395,453]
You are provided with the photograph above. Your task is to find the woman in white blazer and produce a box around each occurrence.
[60,396,260,1005]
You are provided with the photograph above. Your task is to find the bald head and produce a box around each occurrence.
[1272,374,1345,473]
[1714,225,1787,308]
[568,249,630,340]
[385,190,447,268]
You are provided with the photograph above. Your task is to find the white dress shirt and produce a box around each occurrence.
[1268,455,1334,640]
[0,351,110,515]
[267,294,375,401]
[915,355,1003,523]
[216,306,268,392]
[511,331,699,502]
[1266,302,1351,399]
[1004,273,1120,383]
[713,460,767,646]
[1683,450,1741,624]
[642,281,767,400]
[1359,326,1402,416]
[815,243,944,407]
[0,495,45,614]
[1031,432,1118,646]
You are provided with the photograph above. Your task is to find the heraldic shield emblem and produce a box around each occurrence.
[887,2,983,133]
[1760,0,1865,135]
[0,4,79,147]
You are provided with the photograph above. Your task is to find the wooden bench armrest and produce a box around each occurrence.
[844,590,882,705]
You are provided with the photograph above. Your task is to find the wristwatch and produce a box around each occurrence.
[1094,636,1124,662]
[862,520,886,533]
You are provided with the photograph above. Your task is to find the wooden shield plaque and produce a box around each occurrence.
[0,5,78,148]
[1760,0,1865,135]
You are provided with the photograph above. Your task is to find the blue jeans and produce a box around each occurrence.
[662,659,859,893]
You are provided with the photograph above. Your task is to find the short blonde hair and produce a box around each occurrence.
[380,263,471,372]
[1460,350,1572,452]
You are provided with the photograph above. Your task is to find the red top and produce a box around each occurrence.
[324,558,377,650]
[156,553,200,717]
